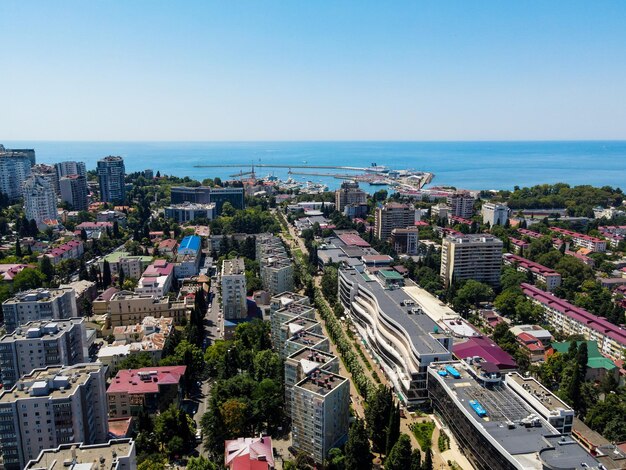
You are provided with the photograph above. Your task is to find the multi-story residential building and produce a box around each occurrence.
[224,437,274,470]
[284,347,339,417]
[291,369,350,464]
[503,253,561,291]
[100,252,153,279]
[25,438,137,470]
[0,151,32,200]
[447,191,475,219]
[100,291,191,327]
[269,292,310,350]
[97,156,126,203]
[55,161,86,179]
[106,366,186,418]
[509,237,529,255]
[170,186,244,213]
[549,227,607,253]
[23,175,57,225]
[426,361,594,470]
[257,234,294,295]
[97,209,127,226]
[374,202,416,240]
[522,283,626,361]
[31,164,60,194]
[338,267,452,404]
[0,145,36,165]
[0,363,108,470]
[174,235,202,279]
[2,288,78,334]
[136,260,174,297]
[221,258,248,320]
[481,202,510,226]
[41,240,84,265]
[272,301,316,355]
[518,228,542,239]
[335,180,367,214]
[390,226,420,255]
[0,318,87,389]
[440,234,503,288]
[59,174,88,211]
[164,202,216,223]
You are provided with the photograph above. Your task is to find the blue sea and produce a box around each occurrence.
[3,141,625,193]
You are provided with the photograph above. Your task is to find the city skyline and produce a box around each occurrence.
[2,1,626,141]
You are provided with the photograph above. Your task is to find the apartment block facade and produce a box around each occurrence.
[2,288,78,334]
[440,234,503,288]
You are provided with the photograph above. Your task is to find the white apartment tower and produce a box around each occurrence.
[0,151,32,200]
[23,175,58,225]
[2,288,78,334]
[0,363,109,470]
[440,234,503,288]
[481,202,510,226]
[221,258,248,320]
[0,318,87,389]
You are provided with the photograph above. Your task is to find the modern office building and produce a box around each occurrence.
[164,202,216,223]
[0,149,33,200]
[257,234,294,295]
[549,227,607,253]
[440,234,503,288]
[481,202,510,226]
[221,258,248,320]
[427,361,596,470]
[170,186,244,213]
[522,283,626,361]
[374,202,416,240]
[97,156,126,203]
[291,369,350,465]
[390,226,420,255]
[447,191,475,219]
[0,318,87,389]
[54,161,87,179]
[2,288,78,334]
[24,439,136,470]
[338,267,452,404]
[59,174,88,211]
[335,180,367,214]
[0,363,109,470]
[23,175,58,225]
[503,253,562,291]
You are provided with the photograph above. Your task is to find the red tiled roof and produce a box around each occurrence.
[518,228,542,239]
[107,366,186,394]
[231,456,269,470]
[521,283,626,346]
[549,227,604,244]
[503,253,559,277]
[453,336,517,370]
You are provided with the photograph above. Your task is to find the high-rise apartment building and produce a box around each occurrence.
[23,175,58,225]
[335,180,367,214]
[97,156,126,203]
[291,369,350,464]
[447,191,475,219]
[2,288,78,334]
[374,202,416,240]
[32,164,60,194]
[440,234,503,288]
[55,161,86,179]
[481,202,510,226]
[390,226,420,255]
[256,234,294,295]
[0,318,87,389]
[59,174,88,211]
[0,146,36,165]
[0,152,32,200]
[221,258,247,320]
[0,363,108,470]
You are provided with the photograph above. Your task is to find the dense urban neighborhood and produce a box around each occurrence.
[1,144,626,470]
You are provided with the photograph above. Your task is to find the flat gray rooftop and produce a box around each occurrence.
[342,268,448,356]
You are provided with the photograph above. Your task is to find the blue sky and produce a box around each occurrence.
[1,1,625,140]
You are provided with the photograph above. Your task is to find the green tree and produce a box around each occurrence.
[186,457,218,470]
[385,404,401,455]
[452,280,494,316]
[385,434,412,470]
[344,419,372,470]
[365,385,393,453]
[410,449,422,470]
[102,260,112,287]
[39,256,55,284]
[13,268,46,291]
[422,448,433,470]
[15,239,22,258]
[325,448,345,470]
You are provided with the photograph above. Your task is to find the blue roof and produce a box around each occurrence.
[179,235,201,253]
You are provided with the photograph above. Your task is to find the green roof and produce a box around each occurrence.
[102,251,153,263]
[378,270,404,280]
[552,341,617,370]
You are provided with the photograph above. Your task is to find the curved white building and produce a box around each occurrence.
[338,267,452,404]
